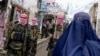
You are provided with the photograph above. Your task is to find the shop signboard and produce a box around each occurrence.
[41,4,47,12]
[46,2,59,14]
[41,1,47,12]
[47,6,58,13]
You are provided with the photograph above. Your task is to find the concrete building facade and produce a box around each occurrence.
[89,0,100,38]
[23,0,38,22]
[96,0,100,38]
[89,3,98,30]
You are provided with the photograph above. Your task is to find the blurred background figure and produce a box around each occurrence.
[42,19,48,38]
[0,10,4,49]
[27,17,38,56]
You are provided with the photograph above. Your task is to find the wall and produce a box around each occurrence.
[96,0,100,38]
[23,0,38,22]
[89,3,98,30]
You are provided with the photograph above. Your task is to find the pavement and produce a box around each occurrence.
[36,38,49,56]
[37,38,49,45]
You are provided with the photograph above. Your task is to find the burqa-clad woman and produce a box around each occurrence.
[52,12,100,56]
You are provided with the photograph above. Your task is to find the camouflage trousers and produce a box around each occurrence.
[27,38,37,56]
[6,49,23,56]
[6,41,24,56]
[47,38,58,56]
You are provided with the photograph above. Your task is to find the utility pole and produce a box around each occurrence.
[22,0,24,13]
[39,0,43,35]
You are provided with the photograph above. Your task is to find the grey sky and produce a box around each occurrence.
[56,0,98,17]
[24,0,98,17]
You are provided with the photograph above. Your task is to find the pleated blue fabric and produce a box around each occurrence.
[52,12,100,56]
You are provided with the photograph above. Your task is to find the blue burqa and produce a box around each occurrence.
[52,12,100,56]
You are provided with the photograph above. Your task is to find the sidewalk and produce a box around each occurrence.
[37,38,49,45]
[37,38,49,50]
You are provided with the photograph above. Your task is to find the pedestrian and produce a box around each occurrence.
[48,19,55,37]
[5,13,28,56]
[46,19,56,56]
[27,18,38,56]
[55,14,64,39]
[0,11,4,49]
[42,19,48,38]
[63,21,69,31]
[52,12,100,56]
[46,37,57,56]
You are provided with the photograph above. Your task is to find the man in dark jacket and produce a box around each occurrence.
[27,18,38,56]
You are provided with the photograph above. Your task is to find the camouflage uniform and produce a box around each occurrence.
[47,37,58,56]
[27,25,38,56]
[42,23,48,38]
[56,25,62,32]
[5,23,27,56]
[46,23,56,56]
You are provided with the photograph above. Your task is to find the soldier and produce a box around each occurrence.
[46,36,57,56]
[42,19,48,38]
[55,15,64,39]
[0,11,5,49]
[5,13,28,56]
[27,18,38,56]
[46,16,64,56]
[46,19,56,56]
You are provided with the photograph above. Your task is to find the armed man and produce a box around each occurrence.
[27,18,38,56]
[4,13,29,56]
[46,18,56,56]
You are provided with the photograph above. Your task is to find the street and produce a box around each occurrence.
[36,38,48,56]
[0,0,100,56]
